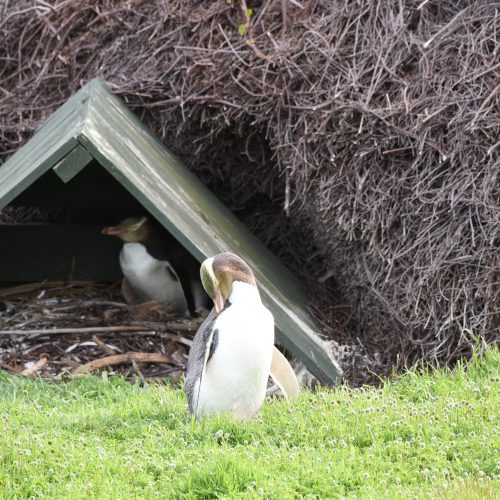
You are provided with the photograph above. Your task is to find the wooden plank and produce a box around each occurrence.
[0,85,90,209]
[0,224,122,282]
[53,144,93,183]
[80,79,342,383]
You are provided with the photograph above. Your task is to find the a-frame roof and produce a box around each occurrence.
[0,78,342,384]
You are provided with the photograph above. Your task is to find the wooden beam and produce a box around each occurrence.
[52,144,93,183]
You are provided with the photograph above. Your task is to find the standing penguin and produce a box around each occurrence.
[185,252,300,420]
[101,216,209,315]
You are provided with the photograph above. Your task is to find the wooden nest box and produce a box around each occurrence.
[0,78,342,384]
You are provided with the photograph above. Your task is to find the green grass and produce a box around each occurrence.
[0,348,498,499]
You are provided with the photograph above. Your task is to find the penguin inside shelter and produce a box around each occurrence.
[101,215,210,315]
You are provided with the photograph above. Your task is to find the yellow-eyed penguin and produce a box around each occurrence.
[185,252,300,420]
[101,216,209,315]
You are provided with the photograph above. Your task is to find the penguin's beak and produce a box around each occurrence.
[101,226,124,235]
[214,285,225,315]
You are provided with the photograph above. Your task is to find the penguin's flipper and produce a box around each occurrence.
[174,266,196,316]
[270,346,300,400]
[185,309,218,416]
[121,277,149,305]
[163,262,189,315]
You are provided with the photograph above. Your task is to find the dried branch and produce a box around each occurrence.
[239,0,267,59]
[74,353,172,374]
[159,333,193,348]
[20,357,48,377]
[131,359,148,387]
[0,326,156,336]
[91,335,117,356]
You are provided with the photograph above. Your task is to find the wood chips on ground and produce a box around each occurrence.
[0,282,205,385]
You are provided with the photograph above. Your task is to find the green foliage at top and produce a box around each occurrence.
[0,348,498,499]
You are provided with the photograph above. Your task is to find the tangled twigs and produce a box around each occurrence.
[0,283,199,384]
[238,0,267,59]
[0,0,499,385]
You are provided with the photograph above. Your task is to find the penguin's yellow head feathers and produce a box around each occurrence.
[101,216,149,243]
[200,252,256,314]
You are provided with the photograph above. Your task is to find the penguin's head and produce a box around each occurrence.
[200,252,256,314]
[101,216,149,243]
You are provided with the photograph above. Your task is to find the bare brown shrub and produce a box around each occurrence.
[1,0,498,384]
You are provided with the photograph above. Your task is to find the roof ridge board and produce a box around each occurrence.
[0,82,93,209]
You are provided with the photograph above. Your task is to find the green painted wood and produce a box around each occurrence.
[0,224,123,282]
[53,144,93,183]
[80,79,342,384]
[0,85,91,209]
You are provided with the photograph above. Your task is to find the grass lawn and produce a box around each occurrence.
[0,348,498,499]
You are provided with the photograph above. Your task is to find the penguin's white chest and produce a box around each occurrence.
[195,298,274,419]
[119,243,187,312]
